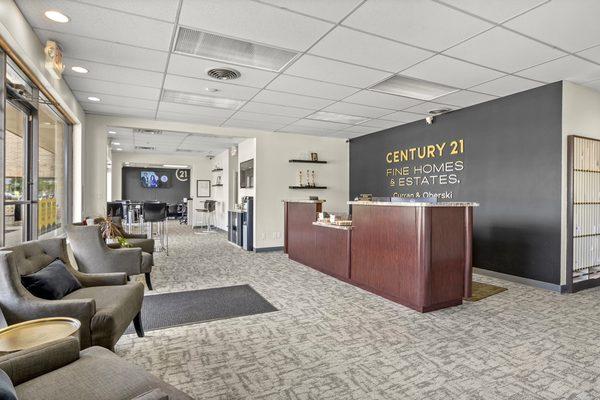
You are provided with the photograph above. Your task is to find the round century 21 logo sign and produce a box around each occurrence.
[175,169,189,182]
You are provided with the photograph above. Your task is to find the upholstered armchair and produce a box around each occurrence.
[0,336,193,399]
[0,238,144,350]
[110,216,156,255]
[65,224,154,290]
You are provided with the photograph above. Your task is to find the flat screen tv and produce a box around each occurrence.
[240,159,254,188]
[140,170,172,189]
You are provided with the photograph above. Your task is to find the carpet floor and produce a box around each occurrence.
[116,223,600,399]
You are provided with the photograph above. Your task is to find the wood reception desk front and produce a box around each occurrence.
[283,200,478,312]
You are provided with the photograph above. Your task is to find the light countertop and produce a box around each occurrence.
[283,200,326,203]
[348,201,479,207]
[312,221,352,230]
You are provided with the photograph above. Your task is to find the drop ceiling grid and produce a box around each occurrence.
[14,0,600,138]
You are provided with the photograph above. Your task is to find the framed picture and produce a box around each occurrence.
[310,152,318,161]
[196,180,211,197]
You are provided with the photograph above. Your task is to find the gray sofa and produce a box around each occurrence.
[0,238,144,350]
[0,336,193,399]
[66,224,154,290]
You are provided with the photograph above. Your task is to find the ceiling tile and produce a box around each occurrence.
[240,102,313,118]
[343,90,423,110]
[35,30,168,71]
[433,90,497,107]
[517,56,600,83]
[284,54,392,87]
[18,0,173,51]
[223,119,285,131]
[65,76,161,100]
[267,75,358,100]
[74,91,158,110]
[179,0,333,51]
[279,126,341,136]
[322,102,393,118]
[581,79,600,92]
[437,0,548,23]
[578,45,600,64]
[62,57,164,87]
[404,102,456,114]
[469,75,544,96]
[163,74,260,100]
[444,27,565,73]
[343,0,491,51]
[74,0,180,22]
[167,54,277,88]
[82,103,156,118]
[401,55,504,88]
[259,0,363,23]
[360,119,401,129]
[252,90,334,109]
[342,125,381,134]
[232,111,298,125]
[382,111,425,123]
[505,0,600,52]
[290,119,352,130]
[158,102,236,118]
[309,26,432,72]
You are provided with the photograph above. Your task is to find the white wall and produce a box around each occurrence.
[254,134,349,249]
[0,0,85,220]
[561,82,600,285]
[209,149,230,230]
[237,138,256,203]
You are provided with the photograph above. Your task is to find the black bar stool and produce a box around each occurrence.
[142,202,168,255]
[195,200,216,234]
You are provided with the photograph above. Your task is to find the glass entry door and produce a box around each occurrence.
[4,101,32,246]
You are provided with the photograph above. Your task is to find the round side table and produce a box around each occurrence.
[0,317,81,354]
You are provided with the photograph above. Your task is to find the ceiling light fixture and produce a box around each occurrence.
[162,89,245,110]
[44,10,70,23]
[163,164,189,168]
[175,27,298,72]
[205,88,219,92]
[71,66,88,74]
[370,75,458,101]
[108,130,116,134]
[307,111,370,125]
[116,148,123,151]
[428,108,453,115]
[87,96,101,102]
[112,142,121,145]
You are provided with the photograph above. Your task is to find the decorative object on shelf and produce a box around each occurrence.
[289,159,327,164]
[211,166,223,172]
[356,193,373,201]
[298,170,303,187]
[311,170,315,187]
[311,152,318,161]
[216,176,222,185]
[196,179,211,197]
[306,169,310,187]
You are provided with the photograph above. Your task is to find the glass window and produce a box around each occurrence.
[4,102,27,246]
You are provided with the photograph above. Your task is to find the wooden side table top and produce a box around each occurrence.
[0,317,81,353]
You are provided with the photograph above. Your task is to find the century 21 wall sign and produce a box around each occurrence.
[385,139,464,200]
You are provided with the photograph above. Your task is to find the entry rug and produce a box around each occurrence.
[464,281,508,302]
[126,285,278,334]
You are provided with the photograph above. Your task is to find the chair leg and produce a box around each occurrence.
[126,275,130,282]
[144,272,153,290]
[133,311,144,338]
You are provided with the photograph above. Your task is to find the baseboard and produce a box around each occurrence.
[254,246,284,253]
[474,268,564,292]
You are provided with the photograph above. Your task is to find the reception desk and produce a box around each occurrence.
[284,200,477,312]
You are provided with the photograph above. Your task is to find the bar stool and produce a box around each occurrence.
[195,200,216,234]
[142,202,168,255]
[107,201,124,219]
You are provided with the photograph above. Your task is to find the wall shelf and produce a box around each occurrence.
[289,186,327,189]
[213,184,223,187]
[211,168,223,172]
[289,159,327,164]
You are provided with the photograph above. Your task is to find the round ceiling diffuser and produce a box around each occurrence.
[207,68,241,80]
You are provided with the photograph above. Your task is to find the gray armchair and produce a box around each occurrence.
[0,238,144,350]
[0,336,193,399]
[66,224,154,290]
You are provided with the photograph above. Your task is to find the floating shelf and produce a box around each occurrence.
[213,184,223,187]
[211,168,223,172]
[289,186,327,189]
[289,159,327,164]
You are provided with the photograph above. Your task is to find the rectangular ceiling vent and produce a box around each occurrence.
[176,148,203,153]
[134,145,156,151]
[133,129,163,135]
[308,111,370,125]
[162,89,245,110]
[174,27,298,72]
[370,75,458,101]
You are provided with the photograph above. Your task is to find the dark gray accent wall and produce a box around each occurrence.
[122,167,190,203]
[349,82,563,284]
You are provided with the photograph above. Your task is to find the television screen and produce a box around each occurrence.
[140,170,172,188]
[240,159,254,188]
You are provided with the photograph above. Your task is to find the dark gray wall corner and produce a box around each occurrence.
[349,82,563,284]
[122,167,191,203]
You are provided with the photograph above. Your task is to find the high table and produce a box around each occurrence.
[283,200,478,312]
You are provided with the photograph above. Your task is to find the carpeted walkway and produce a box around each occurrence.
[116,223,600,399]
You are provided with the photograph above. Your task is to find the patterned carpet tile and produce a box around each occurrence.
[117,223,600,399]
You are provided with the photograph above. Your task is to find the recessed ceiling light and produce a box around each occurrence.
[429,108,453,115]
[112,142,121,145]
[116,148,123,151]
[205,88,219,92]
[71,66,88,74]
[108,130,116,134]
[87,96,101,102]
[44,10,70,23]
[162,89,245,110]
[370,75,458,101]
[307,111,370,125]
[163,164,189,168]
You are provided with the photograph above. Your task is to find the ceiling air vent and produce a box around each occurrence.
[207,68,241,81]
[162,89,245,110]
[134,145,156,151]
[370,75,458,101]
[174,27,298,72]
[133,129,163,135]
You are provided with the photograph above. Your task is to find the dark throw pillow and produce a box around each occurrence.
[21,259,82,300]
[0,369,18,400]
